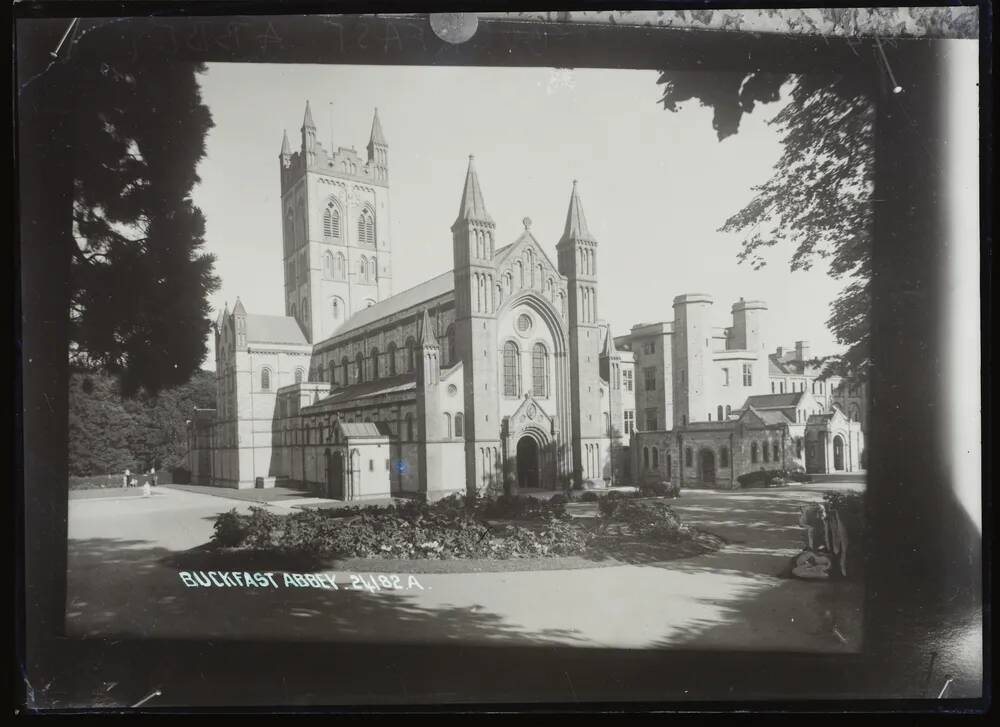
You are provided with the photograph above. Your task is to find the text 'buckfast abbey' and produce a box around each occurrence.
[186,103,867,500]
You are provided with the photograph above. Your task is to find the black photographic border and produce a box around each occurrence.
[13,4,990,712]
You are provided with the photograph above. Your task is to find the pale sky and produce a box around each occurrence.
[193,63,849,370]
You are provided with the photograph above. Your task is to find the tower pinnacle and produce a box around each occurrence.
[453,155,493,227]
[560,179,595,244]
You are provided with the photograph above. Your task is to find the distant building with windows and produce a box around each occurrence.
[615,297,867,488]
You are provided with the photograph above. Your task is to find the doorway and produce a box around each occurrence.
[516,436,540,490]
[699,448,716,485]
[328,450,344,499]
[833,435,845,471]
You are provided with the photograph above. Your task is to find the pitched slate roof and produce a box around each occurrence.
[306,373,417,411]
[743,392,805,410]
[245,314,309,345]
[755,409,794,426]
[337,422,386,438]
[369,107,386,146]
[327,270,454,340]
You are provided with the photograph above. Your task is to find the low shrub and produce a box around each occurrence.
[598,499,690,541]
[579,491,600,503]
[786,471,812,483]
[548,493,569,505]
[737,469,788,488]
[212,508,250,547]
[478,493,567,521]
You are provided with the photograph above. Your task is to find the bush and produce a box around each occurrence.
[737,469,786,488]
[598,499,690,540]
[548,493,569,505]
[478,493,567,521]
[786,471,812,483]
[212,508,250,547]
[579,491,600,502]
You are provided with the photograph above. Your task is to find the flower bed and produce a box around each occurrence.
[210,492,721,562]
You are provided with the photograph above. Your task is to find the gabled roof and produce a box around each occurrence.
[418,308,437,347]
[244,314,309,346]
[494,225,561,277]
[739,405,792,428]
[743,392,805,410]
[323,270,454,342]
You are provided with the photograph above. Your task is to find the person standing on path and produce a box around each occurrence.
[123,468,131,488]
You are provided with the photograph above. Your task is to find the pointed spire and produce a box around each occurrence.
[301,100,316,130]
[418,309,438,348]
[454,155,493,226]
[369,107,386,147]
[602,322,617,357]
[232,297,246,316]
[280,129,291,155]
[215,304,227,329]
[560,179,596,243]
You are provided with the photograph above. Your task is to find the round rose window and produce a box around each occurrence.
[516,313,533,335]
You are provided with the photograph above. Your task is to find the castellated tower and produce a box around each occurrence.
[556,181,605,485]
[278,101,392,345]
[451,156,502,496]
[672,294,715,426]
[730,298,769,395]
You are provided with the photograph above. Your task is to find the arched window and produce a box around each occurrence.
[323,201,341,239]
[643,447,650,470]
[260,368,271,391]
[726,405,732,418]
[370,348,380,380]
[848,403,861,423]
[335,252,346,280]
[795,437,803,458]
[546,278,553,298]
[720,447,730,468]
[444,413,452,438]
[368,258,376,282]
[387,342,397,376]
[515,260,524,288]
[685,447,693,467]
[294,367,304,384]
[290,303,297,320]
[504,272,512,296]
[358,256,368,281]
[604,412,611,435]
[652,447,659,468]
[666,454,672,478]
[355,352,365,383]
[763,441,770,462]
[405,413,414,442]
[502,341,520,397]
[751,441,759,464]
[406,337,417,372]
[558,292,566,317]
[301,298,309,322]
[717,405,724,422]
[531,343,549,397]
[454,412,464,438]
[358,207,375,245]
[329,362,336,386]
[446,325,456,366]
[341,357,349,386]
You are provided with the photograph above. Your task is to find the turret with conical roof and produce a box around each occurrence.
[300,101,317,163]
[280,130,291,168]
[453,155,494,229]
[367,107,388,181]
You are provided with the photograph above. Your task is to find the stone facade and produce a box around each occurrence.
[187,105,617,497]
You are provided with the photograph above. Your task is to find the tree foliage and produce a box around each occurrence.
[68,369,216,476]
[69,60,219,395]
[656,69,873,379]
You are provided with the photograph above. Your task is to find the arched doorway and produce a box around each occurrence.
[699,448,716,485]
[833,435,845,471]
[328,450,344,499]
[516,436,540,490]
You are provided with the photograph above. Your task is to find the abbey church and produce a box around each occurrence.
[187,102,866,499]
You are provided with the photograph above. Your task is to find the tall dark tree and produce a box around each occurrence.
[656,69,873,379]
[69,59,219,395]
